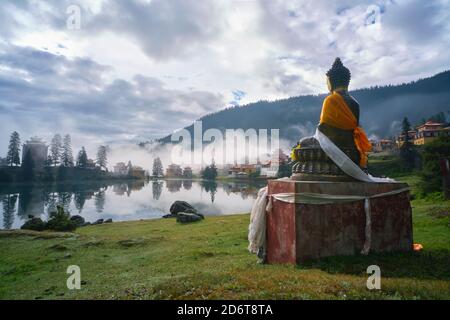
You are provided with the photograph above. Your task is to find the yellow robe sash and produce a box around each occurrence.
[319,93,371,167]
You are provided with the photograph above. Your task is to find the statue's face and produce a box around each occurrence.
[326,77,332,92]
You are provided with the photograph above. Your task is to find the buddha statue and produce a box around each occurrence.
[291,58,372,181]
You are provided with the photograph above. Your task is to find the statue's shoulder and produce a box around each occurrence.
[323,93,340,105]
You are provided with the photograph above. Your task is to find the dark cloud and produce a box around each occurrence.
[0,44,224,152]
[383,0,449,44]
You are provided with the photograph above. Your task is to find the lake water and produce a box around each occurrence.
[0,179,266,230]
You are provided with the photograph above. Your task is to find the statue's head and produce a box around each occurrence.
[326,57,351,92]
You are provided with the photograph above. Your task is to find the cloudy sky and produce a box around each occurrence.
[1,0,449,161]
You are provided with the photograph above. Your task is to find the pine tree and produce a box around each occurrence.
[400,117,416,170]
[76,147,88,168]
[152,157,164,177]
[402,117,412,138]
[6,131,21,166]
[96,145,108,170]
[61,134,74,167]
[50,134,63,166]
[201,161,218,180]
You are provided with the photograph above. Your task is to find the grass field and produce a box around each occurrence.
[1,171,449,300]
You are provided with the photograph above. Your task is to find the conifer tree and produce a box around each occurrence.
[6,131,21,166]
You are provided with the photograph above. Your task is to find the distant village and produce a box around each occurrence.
[1,118,449,182]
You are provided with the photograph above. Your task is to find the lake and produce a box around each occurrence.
[0,179,266,230]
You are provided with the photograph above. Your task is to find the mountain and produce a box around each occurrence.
[157,70,450,145]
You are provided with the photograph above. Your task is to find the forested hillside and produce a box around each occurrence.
[157,71,450,144]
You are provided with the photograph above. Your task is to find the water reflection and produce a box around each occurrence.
[152,181,163,200]
[201,181,217,203]
[1,194,17,229]
[0,179,266,229]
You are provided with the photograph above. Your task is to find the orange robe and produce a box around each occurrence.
[319,93,372,167]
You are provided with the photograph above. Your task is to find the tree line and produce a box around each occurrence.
[3,131,109,171]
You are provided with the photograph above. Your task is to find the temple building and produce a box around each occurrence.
[22,137,48,167]
[396,121,450,147]
[129,166,146,179]
[228,164,259,177]
[113,162,128,176]
[414,121,450,145]
[166,164,183,177]
[372,139,395,152]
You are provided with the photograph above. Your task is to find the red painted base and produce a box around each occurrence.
[266,179,413,264]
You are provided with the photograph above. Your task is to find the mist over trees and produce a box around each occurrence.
[96,146,108,171]
[50,134,63,166]
[76,147,88,168]
[0,131,117,184]
[157,70,450,145]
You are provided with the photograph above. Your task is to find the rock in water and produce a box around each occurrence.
[21,217,46,231]
[176,212,203,224]
[70,215,85,227]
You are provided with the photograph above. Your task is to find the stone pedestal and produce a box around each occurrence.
[266,179,413,264]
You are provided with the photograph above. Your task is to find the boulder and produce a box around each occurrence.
[170,201,198,215]
[70,215,85,227]
[46,217,77,232]
[104,218,113,223]
[176,212,203,224]
[21,217,46,231]
[92,219,104,225]
[169,201,204,219]
[162,214,177,219]
[82,222,92,227]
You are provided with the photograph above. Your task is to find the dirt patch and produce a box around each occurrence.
[48,244,68,251]
[82,240,105,247]
[0,229,76,240]
[117,238,148,248]
[428,207,450,219]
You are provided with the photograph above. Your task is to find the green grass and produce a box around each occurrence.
[0,185,449,300]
